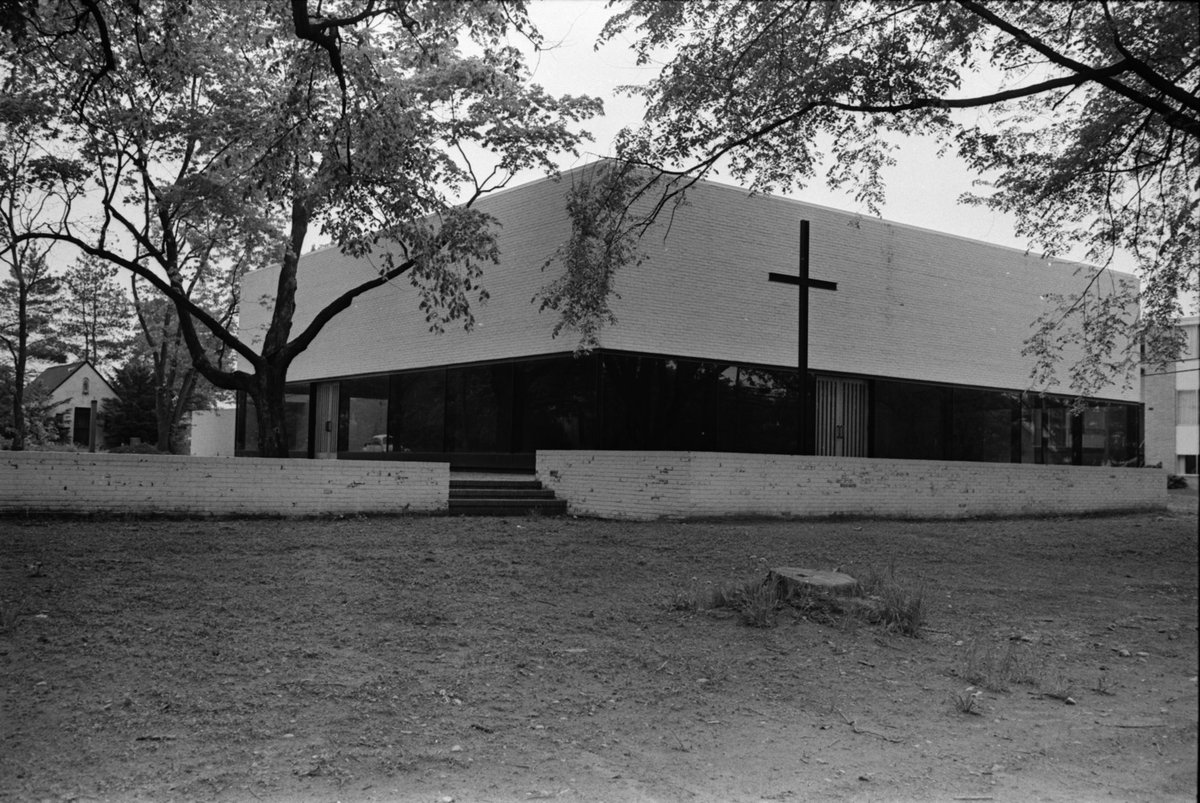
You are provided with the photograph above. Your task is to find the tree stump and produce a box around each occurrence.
[768,567,861,600]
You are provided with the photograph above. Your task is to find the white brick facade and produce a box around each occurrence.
[537,451,1166,520]
[240,168,1138,403]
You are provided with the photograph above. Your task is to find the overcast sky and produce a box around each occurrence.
[521,0,1200,321]
[522,2,1034,250]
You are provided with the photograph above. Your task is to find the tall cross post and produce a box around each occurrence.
[767,220,838,454]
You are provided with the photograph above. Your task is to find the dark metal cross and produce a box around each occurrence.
[767,220,838,454]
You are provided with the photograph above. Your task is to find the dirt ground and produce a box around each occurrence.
[2,496,1197,803]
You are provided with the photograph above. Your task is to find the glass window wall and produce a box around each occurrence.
[239,384,311,456]
[445,363,514,452]
[235,352,1143,468]
[388,370,446,453]
[515,357,598,451]
[951,389,1019,463]
[338,376,389,454]
[731,366,799,454]
[873,380,949,460]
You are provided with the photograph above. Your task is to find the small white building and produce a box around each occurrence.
[1144,316,1199,476]
[189,408,237,457]
[26,360,118,448]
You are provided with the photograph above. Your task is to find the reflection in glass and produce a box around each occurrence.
[733,366,798,454]
[951,389,1019,463]
[338,377,389,453]
[445,363,513,452]
[241,384,311,455]
[516,357,598,450]
[389,370,445,452]
[874,380,949,460]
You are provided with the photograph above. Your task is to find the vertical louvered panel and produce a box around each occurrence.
[842,379,869,457]
[815,377,836,456]
[814,377,869,457]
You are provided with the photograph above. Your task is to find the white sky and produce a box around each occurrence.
[520,0,1200,323]
[520,0,1197,316]
[520,0,1037,253]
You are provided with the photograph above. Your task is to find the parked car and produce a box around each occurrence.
[361,434,393,452]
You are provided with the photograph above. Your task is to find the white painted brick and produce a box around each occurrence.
[537,450,1165,521]
[2,453,448,517]
[240,169,1137,403]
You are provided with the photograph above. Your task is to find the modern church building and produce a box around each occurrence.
[236,165,1143,471]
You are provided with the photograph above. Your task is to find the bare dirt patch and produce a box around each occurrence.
[2,509,1196,802]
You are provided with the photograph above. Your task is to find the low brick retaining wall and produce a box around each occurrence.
[2,452,448,517]
[537,451,1167,520]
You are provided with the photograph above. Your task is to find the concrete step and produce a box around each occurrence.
[450,479,546,491]
[447,497,568,516]
[450,487,557,500]
[447,474,567,516]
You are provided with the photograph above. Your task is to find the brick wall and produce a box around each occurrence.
[240,167,1139,403]
[2,453,448,517]
[537,450,1166,520]
[241,176,576,380]
[602,180,1139,401]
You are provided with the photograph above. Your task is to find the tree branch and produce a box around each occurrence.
[12,230,260,368]
[956,0,1200,139]
[284,255,417,361]
[1098,1,1200,116]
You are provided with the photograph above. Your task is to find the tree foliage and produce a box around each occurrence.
[101,359,159,449]
[60,255,134,369]
[130,289,228,453]
[603,0,1199,394]
[0,360,65,448]
[535,160,650,351]
[0,87,76,449]
[3,0,600,455]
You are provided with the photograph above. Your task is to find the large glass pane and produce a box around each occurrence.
[659,359,730,451]
[600,355,731,451]
[1022,397,1075,465]
[601,354,653,449]
[874,380,949,460]
[1178,390,1199,427]
[515,356,598,451]
[389,370,445,453]
[239,386,310,455]
[732,366,799,454]
[951,389,1018,463]
[338,376,389,454]
[241,393,257,454]
[1080,401,1139,466]
[445,363,513,452]
[284,385,311,456]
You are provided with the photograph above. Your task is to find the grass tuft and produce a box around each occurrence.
[670,579,781,628]
[855,561,927,637]
[952,686,983,715]
[959,637,1043,692]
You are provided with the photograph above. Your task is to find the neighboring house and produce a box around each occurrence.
[1144,316,1200,476]
[236,165,1143,470]
[26,360,118,448]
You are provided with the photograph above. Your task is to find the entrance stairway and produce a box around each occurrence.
[448,473,568,516]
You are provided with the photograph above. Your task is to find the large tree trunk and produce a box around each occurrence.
[165,369,198,455]
[10,301,28,451]
[252,363,291,457]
